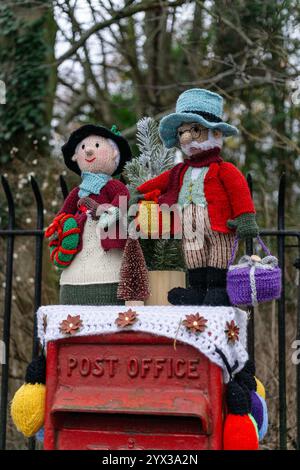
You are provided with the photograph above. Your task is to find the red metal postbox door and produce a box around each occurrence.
[53,413,209,450]
[44,333,223,450]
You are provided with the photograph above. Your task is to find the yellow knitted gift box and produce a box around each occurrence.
[136,200,171,237]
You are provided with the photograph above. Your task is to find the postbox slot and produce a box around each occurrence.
[53,411,205,435]
[51,385,212,434]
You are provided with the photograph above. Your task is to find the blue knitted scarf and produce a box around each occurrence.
[79,171,111,198]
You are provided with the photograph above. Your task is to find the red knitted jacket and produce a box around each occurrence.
[137,161,255,234]
[58,179,129,251]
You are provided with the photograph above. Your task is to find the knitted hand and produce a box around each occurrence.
[227,213,259,239]
[78,197,99,220]
[97,206,119,229]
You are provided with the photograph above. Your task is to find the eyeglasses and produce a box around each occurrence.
[177,125,207,140]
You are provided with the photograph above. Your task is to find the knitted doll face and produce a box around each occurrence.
[178,122,223,156]
[72,135,120,175]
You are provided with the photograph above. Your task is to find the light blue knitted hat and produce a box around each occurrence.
[159,88,238,148]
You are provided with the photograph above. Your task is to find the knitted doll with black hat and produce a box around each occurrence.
[137,89,258,306]
[45,124,132,305]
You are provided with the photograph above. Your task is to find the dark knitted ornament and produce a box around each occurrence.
[226,380,250,415]
[235,367,257,414]
[25,354,46,385]
[241,359,256,376]
[235,370,257,391]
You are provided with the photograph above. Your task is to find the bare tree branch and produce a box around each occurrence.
[195,0,254,47]
[56,0,187,66]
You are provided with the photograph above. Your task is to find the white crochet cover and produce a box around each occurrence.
[37,305,249,383]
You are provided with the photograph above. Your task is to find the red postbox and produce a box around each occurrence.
[44,332,224,450]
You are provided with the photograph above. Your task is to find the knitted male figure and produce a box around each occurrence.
[48,124,132,305]
[137,89,258,306]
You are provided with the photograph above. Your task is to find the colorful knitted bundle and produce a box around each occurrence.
[220,357,268,450]
[223,379,259,450]
[236,361,268,444]
[11,354,46,437]
[227,236,282,306]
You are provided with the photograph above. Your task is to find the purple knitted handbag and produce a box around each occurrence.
[226,236,282,307]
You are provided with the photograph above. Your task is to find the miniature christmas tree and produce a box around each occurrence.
[124,117,176,190]
[124,117,185,272]
[151,239,185,271]
[117,237,150,302]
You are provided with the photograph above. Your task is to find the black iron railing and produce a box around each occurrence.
[0,173,299,450]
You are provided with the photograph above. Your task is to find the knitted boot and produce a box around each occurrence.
[203,267,231,306]
[168,267,207,305]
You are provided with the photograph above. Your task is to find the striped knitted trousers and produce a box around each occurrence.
[182,203,235,269]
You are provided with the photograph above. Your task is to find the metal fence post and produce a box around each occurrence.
[278,174,287,449]
[0,177,15,450]
[295,238,300,450]
[28,177,44,450]
[246,174,254,362]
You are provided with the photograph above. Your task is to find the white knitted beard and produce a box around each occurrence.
[181,130,223,157]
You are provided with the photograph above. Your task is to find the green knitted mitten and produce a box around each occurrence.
[227,213,259,239]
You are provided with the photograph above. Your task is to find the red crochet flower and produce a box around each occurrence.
[115,309,138,328]
[225,320,240,344]
[183,313,208,333]
[60,314,83,335]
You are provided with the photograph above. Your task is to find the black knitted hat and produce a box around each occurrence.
[61,124,132,176]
